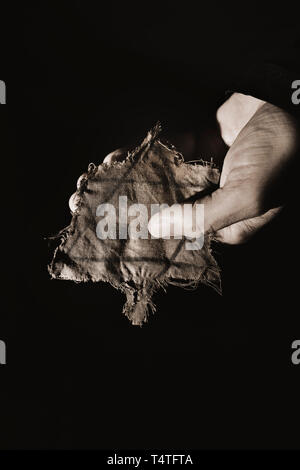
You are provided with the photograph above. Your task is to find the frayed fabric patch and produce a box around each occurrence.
[48,124,221,326]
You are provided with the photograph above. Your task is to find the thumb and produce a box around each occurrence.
[148,185,263,238]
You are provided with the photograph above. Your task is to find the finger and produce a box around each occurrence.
[70,148,127,214]
[215,207,282,244]
[103,147,128,164]
[76,174,86,189]
[148,184,263,239]
[76,148,127,188]
[216,93,266,147]
[69,192,81,213]
[69,148,127,214]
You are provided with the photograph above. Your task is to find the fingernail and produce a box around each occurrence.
[148,208,183,239]
[69,193,80,213]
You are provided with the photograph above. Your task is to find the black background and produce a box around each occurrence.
[0,1,299,450]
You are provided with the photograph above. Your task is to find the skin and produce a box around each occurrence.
[69,93,300,244]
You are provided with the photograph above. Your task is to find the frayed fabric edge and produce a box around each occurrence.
[47,123,222,326]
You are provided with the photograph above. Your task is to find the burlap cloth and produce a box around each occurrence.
[49,125,221,325]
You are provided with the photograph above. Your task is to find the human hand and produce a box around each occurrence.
[148,94,300,244]
[69,93,300,245]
